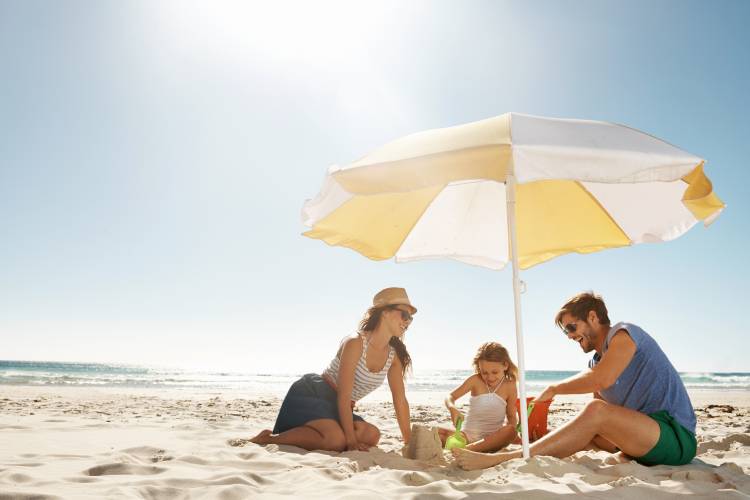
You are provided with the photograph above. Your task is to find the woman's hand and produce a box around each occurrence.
[346,436,369,452]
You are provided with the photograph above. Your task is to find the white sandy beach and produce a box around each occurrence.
[1,385,748,499]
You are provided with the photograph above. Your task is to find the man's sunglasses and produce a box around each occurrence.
[562,323,577,335]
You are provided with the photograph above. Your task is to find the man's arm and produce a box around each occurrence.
[536,330,636,401]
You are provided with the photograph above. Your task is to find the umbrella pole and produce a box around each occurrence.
[506,173,531,459]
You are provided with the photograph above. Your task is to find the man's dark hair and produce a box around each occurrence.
[555,291,611,329]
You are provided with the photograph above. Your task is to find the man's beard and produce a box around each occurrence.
[579,327,595,353]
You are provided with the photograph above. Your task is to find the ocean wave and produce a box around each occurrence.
[1,361,748,391]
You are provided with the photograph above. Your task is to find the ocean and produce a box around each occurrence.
[1,360,748,397]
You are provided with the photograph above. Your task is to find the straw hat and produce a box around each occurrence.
[373,287,417,315]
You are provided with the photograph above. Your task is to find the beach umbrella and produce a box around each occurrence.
[300,112,724,458]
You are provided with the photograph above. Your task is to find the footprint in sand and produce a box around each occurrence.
[227,438,253,447]
[177,455,209,465]
[697,433,750,454]
[7,472,34,483]
[120,446,174,463]
[402,471,435,486]
[608,475,639,487]
[670,470,721,483]
[84,463,166,476]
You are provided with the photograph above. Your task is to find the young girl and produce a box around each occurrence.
[438,342,519,452]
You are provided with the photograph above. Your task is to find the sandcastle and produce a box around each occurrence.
[402,423,448,465]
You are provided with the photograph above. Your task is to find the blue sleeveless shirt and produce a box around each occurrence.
[589,322,696,433]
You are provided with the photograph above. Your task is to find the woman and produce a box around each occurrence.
[250,287,415,452]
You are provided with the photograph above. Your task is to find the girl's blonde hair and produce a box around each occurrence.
[472,342,518,381]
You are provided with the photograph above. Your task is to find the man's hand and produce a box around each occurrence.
[536,385,557,402]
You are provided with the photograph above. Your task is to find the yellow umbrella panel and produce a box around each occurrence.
[304,165,722,270]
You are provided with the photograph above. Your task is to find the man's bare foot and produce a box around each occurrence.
[451,447,517,470]
[249,429,273,445]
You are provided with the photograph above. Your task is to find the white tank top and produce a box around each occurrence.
[322,335,395,402]
[462,377,508,441]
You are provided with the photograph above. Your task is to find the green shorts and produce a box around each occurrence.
[636,410,697,466]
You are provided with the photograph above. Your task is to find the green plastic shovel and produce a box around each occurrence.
[445,416,468,450]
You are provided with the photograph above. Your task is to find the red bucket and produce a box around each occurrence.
[513,397,551,443]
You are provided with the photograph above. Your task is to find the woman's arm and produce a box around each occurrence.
[387,357,411,444]
[445,376,474,426]
[337,336,365,451]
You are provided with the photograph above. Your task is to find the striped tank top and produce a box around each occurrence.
[322,335,395,402]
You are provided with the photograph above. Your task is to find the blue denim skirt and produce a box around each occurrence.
[272,373,364,434]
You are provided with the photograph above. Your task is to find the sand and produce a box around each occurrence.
[0,385,748,499]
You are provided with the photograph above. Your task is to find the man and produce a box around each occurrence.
[453,291,697,470]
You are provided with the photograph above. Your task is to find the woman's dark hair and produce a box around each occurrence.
[358,305,412,377]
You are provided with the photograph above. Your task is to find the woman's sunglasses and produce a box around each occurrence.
[390,307,413,322]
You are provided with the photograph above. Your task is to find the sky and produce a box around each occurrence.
[1,0,748,375]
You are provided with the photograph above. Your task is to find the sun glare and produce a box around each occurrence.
[156,0,399,68]
[151,1,420,133]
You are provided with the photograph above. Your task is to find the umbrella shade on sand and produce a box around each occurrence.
[301,112,725,457]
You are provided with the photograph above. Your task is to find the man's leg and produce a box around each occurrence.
[453,399,660,470]
[591,435,618,453]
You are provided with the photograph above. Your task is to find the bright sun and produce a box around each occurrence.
[155,0,400,68]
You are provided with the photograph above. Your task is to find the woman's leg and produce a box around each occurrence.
[250,418,347,452]
[354,421,381,447]
[466,424,517,452]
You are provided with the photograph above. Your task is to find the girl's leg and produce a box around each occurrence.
[250,418,347,452]
[466,425,517,452]
[437,427,455,446]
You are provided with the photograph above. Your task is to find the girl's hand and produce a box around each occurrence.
[449,407,464,427]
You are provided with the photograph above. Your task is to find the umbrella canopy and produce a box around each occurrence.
[302,113,724,270]
[300,112,724,457]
